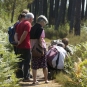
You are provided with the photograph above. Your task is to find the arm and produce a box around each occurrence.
[18,31,28,45]
[14,33,18,42]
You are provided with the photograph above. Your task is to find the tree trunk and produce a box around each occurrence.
[74,0,81,35]
[69,0,76,33]
[61,0,67,24]
[85,0,87,19]
[49,0,54,25]
[11,0,16,23]
[81,0,85,19]
[55,0,66,29]
[34,0,38,23]
[67,0,73,21]
[54,0,60,29]
[27,3,31,12]
[43,0,48,17]
[39,0,43,15]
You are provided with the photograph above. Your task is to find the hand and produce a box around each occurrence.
[18,41,21,45]
[11,41,18,46]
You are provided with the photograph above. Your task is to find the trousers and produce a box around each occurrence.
[16,48,31,79]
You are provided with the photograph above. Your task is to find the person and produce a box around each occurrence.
[13,13,26,54]
[62,38,73,55]
[47,42,68,79]
[30,15,49,84]
[49,38,73,55]
[22,9,29,14]
[14,13,34,82]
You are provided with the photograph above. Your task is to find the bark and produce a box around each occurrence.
[49,0,54,25]
[11,0,16,23]
[39,0,43,15]
[43,0,48,17]
[69,0,76,33]
[61,0,67,24]
[74,0,81,35]
[54,0,60,29]
[85,1,87,19]
[81,0,85,19]
[67,0,73,21]
[55,0,66,29]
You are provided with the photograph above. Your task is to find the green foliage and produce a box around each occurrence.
[45,23,69,39]
[0,18,11,32]
[0,0,33,23]
[0,44,19,87]
[58,23,69,38]
[0,31,20,87]
[67,28,87,45]
[45,26,58,39]
[56,42,87,87]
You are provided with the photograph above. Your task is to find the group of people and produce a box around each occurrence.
[13,9,49,84]
[12,9,72,85]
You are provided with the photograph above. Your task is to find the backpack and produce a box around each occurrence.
[32,39,44,58]
[8,22,19,45]
[46,46,60,69]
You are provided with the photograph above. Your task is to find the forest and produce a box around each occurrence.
[0,0,87,35]
[0,0,87,87]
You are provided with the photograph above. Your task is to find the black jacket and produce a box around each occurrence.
[30,23,43,39]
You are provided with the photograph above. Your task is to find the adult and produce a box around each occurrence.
[47,42,68,70]
[30,15,49,84]
[49,38,73,55]
[14,13,34,82]
[13,9,29,54]
[47,42,68,80]
[13,13,26,54]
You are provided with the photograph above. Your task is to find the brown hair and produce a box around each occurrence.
[18,13,26,20]
[62,38,69,46]
[22,9,29,14]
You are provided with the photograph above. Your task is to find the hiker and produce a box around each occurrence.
[22,9,29,14]
[14,13,34,81]
[47,42,68,79]
[30,15,49,84]
[48,38,73,55]
[13,13,26,54]
[62,38,73,55]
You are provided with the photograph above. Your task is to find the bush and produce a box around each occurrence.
[56,42,87,87]
[0,31,20,87]
[45,23,69,39]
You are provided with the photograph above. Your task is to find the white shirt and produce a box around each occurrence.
[52,45,67,69]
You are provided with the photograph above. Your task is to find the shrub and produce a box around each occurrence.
[0,31,20,87]
[45,23,69,39]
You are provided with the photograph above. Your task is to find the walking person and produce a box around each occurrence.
[30,15,49,84]
[14,13,34,81]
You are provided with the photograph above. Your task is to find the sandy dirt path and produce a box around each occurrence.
[19,69,62,87]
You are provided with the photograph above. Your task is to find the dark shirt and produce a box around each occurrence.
[30,23,43,39]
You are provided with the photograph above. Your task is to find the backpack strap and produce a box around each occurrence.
[55,52,60,73]
[54,46,60,72]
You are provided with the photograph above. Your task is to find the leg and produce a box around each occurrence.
[16,50,23,78]
[43,67,49,82]
[32,69,37,83]
[23,49,31,79]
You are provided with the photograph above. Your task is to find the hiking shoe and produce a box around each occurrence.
[23,78,33,82]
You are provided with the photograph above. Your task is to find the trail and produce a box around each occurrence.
[19,42,62,87]
[19,69,61,87]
